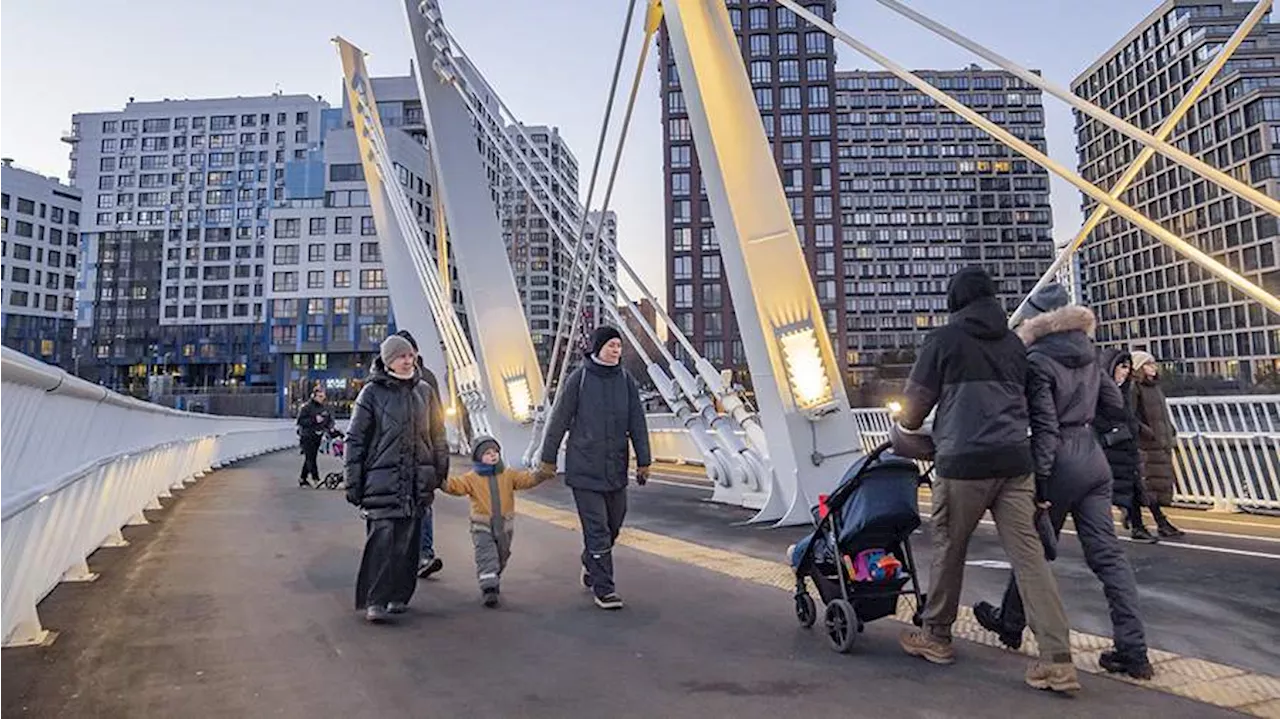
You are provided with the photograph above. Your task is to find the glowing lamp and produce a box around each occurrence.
[775,322,837,418]
[505,374,534,424]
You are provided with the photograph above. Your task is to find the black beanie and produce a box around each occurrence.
[946,266,998,312]
[590,325,623,357]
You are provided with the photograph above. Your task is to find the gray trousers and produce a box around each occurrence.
[998,479,1148,658]
[573,487,628,598]
[472,519,514,591]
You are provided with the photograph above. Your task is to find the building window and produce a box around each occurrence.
[701,255,722,279]
[309,217,326,235]
[361,216,376,235]
[274,218,300,238]
[702,283,723,308]
[749,34,770,56]
[308,270,324,289]
[335,216,353,234]
[674,284,693,309]
[749,61,772,84]
[671,173,691,196]
[360,242,381,262]
[334,243,352,261]
[673,256,693,280]
[309,244,325,262]
[272,244,299,265]
[333,270,351,288]
[672,227,692,251]
[272,271,298,292]
[360,269,386,289]
[778,33,799,56]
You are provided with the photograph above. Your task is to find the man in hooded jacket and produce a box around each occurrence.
[972,284,1153,680]
[895,266,1078,693]
[538,325,651,610]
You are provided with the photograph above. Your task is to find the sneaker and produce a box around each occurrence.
[973,601,1023,650]
[1157,522,1185,538]
[581,569,593,591]
[899,628,956,665]
[298,477,310,488]
[594,593,624,610]
[1025,661,1082,693]
[386,601,408,614]
[417,557,443,579]
[1099,650,1154,680]
[482,589,500,608]
[1130,526,1158,543]
[365,605,389,623]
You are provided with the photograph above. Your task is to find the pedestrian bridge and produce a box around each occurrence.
[7,0,1280,713]
[5,346,1280,717]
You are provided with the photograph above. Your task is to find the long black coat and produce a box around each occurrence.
[1134,377,1178,506]
[540,354,651,492]
[345,359,449,520]
[1094,349,1142,509]
[1018,306,1125,503]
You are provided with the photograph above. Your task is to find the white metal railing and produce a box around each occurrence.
[646,394,1280,512]
[1,348,295,647]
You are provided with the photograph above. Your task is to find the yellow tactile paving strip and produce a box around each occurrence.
[518,498,1280,717]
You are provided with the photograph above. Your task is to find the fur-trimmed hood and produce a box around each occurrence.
[1018,305,1098,369]
[1017,305,1096,344]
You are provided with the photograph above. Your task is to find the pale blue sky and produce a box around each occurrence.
[1,0,1160,297]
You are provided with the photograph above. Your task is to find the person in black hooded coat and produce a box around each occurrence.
[537,325,651,611]
[972,284,1153,681]
[345,334,449,622]
[1095,349,1156,543]
[392,329,446,579]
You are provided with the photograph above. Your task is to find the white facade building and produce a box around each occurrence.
[1,159,83,369]
[66,93,329,390]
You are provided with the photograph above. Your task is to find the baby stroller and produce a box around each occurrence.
[313,431,345,490]
[789,441,930,653]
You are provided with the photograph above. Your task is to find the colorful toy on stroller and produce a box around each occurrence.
[789,441,930,653]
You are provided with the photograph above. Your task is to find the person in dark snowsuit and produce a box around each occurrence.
[1130,350,1185,538]
[345,334,449,622]
[973,284,1153,680]
[537,325,651,610]
[296,386,336,487]
[392,329,446,579]
[1096,349,1156,543]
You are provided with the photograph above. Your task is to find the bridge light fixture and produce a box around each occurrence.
[505,374,534,424]
[775,321,837,419]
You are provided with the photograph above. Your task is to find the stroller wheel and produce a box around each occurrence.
[795,593,816,628]
[824,599,858,654]
[325,474,342,490]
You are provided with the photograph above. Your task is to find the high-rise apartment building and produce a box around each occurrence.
[66,94,329,392]
[1073,0,1280,381]
[660,1,842,380]
[1,159,83,369]
[835,68,1055,380]
[658,2,1054,389]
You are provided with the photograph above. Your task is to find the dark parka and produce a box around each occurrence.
[900,268,1034,480]
[539,354,652,492]
[1095,349,1142,510]
[345,358,449,520]
[296,398,335,442]
[1134,374,1178,506]
[1018,306,1126,502]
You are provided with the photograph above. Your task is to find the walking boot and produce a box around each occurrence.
[1025,661,1081,693]
[365,604,389,623]
[1099,650,1154,680]
[973,601,1023,650]
[1156,521,1185,538]
[1130,526,1158,544]
[899,628,956,665]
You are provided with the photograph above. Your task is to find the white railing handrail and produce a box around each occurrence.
[646,395,1280,512]
[2,347,295,647]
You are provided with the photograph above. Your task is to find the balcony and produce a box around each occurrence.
[60,129,80,144]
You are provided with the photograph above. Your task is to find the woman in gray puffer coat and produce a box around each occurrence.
[973,284,1152,680]
[345,334,449,622]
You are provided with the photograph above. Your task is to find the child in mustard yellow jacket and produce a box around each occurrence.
[442,435,552,607]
